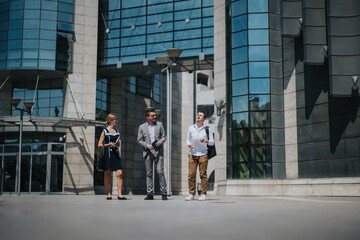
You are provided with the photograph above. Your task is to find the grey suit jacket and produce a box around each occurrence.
[137,121,166,158]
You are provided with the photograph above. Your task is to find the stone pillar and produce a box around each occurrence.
[63,0,98,194]
[213,0,227,194]
[283,38,299,179]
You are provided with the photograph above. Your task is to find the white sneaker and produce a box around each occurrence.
[185,193,194,201]
[198,194,207,201]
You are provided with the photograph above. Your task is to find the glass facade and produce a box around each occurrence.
[0,0,75,71]
[11,78,64,117]
[227,0,272,179]
[96,78,110,121]
[98,0,214,66]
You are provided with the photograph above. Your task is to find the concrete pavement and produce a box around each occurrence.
[1,195,360,240]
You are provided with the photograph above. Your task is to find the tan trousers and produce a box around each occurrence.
[188,154,209,195]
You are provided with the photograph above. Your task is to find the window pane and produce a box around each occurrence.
[249,62,269,77]
[249,78,269,94]
[251,146,271,162]
[232,112,249,129]
[231,0,247,17]
[233,129,249,145]
[233,163,250,179]
[249,94,270,110]
[232,30,247,48]
[233,145,249,163]
[249,46,269,61]
[233,95,248,113]
[232,46,247,64]
[248,0,268,13]
[251,129,271,144]
[232,15,247,32]
[248,30,268,44]
[232,79,248,96]
[248,14,268,29]
[250,111,271,128]
[232,62,248,80]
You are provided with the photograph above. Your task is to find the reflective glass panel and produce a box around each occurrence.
[250,111,271,128]
[233,129,249,145]
[232,62,248,80]
[251,129,271,144]
[248,13,268,29]
[249,62,269,77]
[233,163,250,179]
[231,0,247,17]
[249,46,269,61]
[232,15,247,32]
[232,46,247,64]
[232,30,247,48]
[3,156,17,192]
[233,95,248,113]
[251,162,271,178]
[251,146,271,162]
[249,78,270,94]
[232,79,248,96]
[248,30,268,44]
[248,0,268,13]
[31,155,47,192]
[50,155,63,192]
[249,94,270,110]
[232,112,249,129]
[233,145,249,162]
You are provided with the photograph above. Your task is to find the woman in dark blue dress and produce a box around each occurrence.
[98,113,126,200]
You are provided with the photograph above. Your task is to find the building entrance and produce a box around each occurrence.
[0,143,65,194]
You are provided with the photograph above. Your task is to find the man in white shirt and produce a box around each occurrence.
[185,111,215,201]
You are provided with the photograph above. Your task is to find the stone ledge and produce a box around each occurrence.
[216,178,360,196]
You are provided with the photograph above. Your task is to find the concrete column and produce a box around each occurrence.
[63,0,98,194]
[213,0,227,193]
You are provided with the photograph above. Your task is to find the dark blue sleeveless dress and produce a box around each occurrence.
[103,128,122,171]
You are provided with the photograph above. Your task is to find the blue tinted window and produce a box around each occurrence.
[0,51,6,60]
[232,46,247,64]
[231,0,247,17]
[24,10,40,19]
[174,0,201,10]
[148,3,173,15]
[232,62,248,80]
[249,62,269,77]
[39,50,55,60]
[8,30,22,39]
[23,29,39,38]
[8,40,22,49]
[23,49,38,58]
[10,1,24,10]
[58,3,73,13]
[174,9,201,21]
[232,15,247,32]
[39,59,55,69]
[248,14,268,29]
[42,10,57,21]
[232,30,247,48]
[40,30,56,40]
[122,0,146,8]
[40,20,56,30]
[249,46,269,61]
[233,95,248,113]
[174,19,201,30]
[248,30,268,44]
[249,78,270,94]
[203,17,213,27]
[248,0,268,13]
[9,10,23,20]
[42,1,57,10]
[39,40,56,50]
[7,59,21,68]
[7,50,21,59]
[23,39,39,49]
[22,59,38,68]
[58,22,73,32]
[232,79,248,96]
[9,20,22,29]
[24,20,40,29]
[25,0,41,9]
[203,7,213,17]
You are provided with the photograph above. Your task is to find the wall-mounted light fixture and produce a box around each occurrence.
[214,99,225,116]
[352,76,359,91]
[155,109,162,119]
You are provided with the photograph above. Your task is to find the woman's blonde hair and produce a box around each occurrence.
[106,113,117,127]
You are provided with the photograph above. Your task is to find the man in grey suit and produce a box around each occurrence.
[137,109,168,200]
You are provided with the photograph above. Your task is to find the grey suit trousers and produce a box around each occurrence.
[145,152,167,195]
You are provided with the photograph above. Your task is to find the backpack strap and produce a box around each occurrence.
[205,126,209,140]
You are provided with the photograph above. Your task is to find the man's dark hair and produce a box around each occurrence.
[198,111,206,119]
[145,109,155,117]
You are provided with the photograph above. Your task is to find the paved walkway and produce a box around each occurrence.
[1,195,360,240]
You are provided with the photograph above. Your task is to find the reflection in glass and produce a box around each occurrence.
[249,95,270,110]
[248,0,268,13]
[251,162,271,178]
[31,155,47,192]
[232,15,247,32]
[250,111,271,128]
[233,163,249,179]
[231,0,247,17]
[233,129,249,145]
[232,95,248,113]
[251,146,271,162]
[248,13,268,29]
[232,112,249,129]
[251,129,271,145]
[232,30,247,48]
[233,145,249,163]
[50,155,63,192]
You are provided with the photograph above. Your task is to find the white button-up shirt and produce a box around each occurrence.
[186,124,215,156]
[148,122,156,143]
